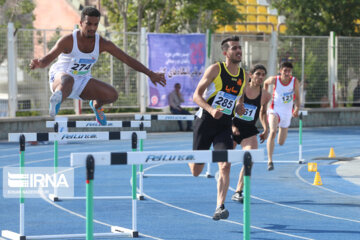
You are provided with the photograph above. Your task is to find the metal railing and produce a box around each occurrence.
[1,24,358,117]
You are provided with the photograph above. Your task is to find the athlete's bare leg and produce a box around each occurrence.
[80,78,118,108]
[51,73,74,102]
[277,127,289,145]
[217,162,231,206]
[267,113,279,164]
[235,135,258,192]
[188,163,205,177]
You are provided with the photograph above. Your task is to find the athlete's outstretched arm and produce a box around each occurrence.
[193,63,223,119]
[259,89,271,143]
[263,76,275,91]
[29,35,71,69]
[100,38,166,87]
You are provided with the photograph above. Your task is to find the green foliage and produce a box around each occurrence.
[46,28,62,50]
[16,110,40,116]
[278,37,328,104]
[271,0,360,36]
[0,0,35,64]
[101,0,242,33]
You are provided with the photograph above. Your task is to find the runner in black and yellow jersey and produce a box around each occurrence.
[189,36,247,220]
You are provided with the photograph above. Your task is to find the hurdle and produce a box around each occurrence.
[243,152,253,240]
[45,120,150,201]
[70,148,264,238]
[298,110,308,164]
[46,120,151,129]
[1,135,137,240]
[8,130,147,202]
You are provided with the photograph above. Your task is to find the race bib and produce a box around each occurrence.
[211,91,237,115]
[282,91,294,104]
[70,58,96,75]
[235,103,257,121]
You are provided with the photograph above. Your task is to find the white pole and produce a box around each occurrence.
[329,31,335,108]
[205,163,212,177]
[139,27,147,113]
[301,37,305,108]
[268,31,278,78]
[20,203,24,236]
[132,199,137,231]
[139,171,144,198]
[7,22,17,117]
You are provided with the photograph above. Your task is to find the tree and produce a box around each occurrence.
[0,0,35,64]
[271,0,360,36]
[102,0,242,33]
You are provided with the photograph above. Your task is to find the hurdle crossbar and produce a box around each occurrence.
[71,149,264,166]
[46,121,151,128]
[8,131,147,142]
[134,114,194,121]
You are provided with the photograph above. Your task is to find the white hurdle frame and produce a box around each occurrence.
[45,121,150,201]
[70,149,264,238]
[2,134,138,240]
[8,131,146,202]
[46,120,151,129]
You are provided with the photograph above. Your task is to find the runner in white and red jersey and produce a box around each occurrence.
[263,62,300,170]
[30,7,166,125]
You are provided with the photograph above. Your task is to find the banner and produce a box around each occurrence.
[147,34,206,108]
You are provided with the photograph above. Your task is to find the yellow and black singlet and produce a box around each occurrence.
[197,62,246,119]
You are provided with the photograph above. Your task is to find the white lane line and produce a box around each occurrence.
[295,165,360,200]
[250,193,360,224]
[38,181,164,240]
[143,193,314,240]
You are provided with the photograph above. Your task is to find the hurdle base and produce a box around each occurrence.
[298,159,305,164]
[56,195,132,200]
[205,172,213,178]
[2,229,135,239]
[143,173,212,178]
[48,194,59,202]
[137,194,145,200]
[111,226,138,238]
[1,230,26,240]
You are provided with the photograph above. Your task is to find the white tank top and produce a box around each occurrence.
[49,29,99,77]
[270,75,296,115]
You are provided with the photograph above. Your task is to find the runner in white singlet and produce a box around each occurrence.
[30,7,166,125]
[263,62,300,170]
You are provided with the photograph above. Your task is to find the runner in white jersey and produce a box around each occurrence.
[30,7,166,125]
[263,62,300,170]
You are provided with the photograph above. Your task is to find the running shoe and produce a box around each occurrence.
[49,91,62,117]
[212,206,229,221]
[268,162,274,171]
[89,100,107,125]
[231,191,243,203]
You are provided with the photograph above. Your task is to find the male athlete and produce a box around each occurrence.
[263,62,300,170]
[231,64,271,202]
[30,7,166,125]
[190,36,246,220]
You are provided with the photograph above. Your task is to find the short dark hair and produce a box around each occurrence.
[81,7,101,21]
[221,36,240,51]
[175,83,181,88]
[280,61,293,69]
[250,64,267,75]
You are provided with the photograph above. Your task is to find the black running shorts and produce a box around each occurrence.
[193,113,233,150]
[232,118,259,145]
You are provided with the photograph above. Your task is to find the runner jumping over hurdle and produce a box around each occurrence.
[29,7,166,125]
